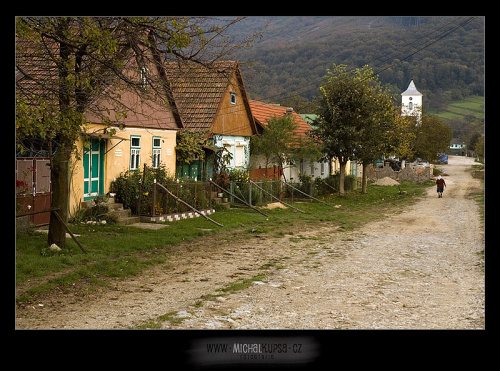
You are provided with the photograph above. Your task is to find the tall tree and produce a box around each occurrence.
[351,75,397,194]
[251,114,299,177]
[16,16,257,247]
[413,114,452,162]
[312,64,397,195]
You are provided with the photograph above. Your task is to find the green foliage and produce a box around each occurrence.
[234,17,484,107]
[70,196,118,225]
[213,172,230,189]
[110,163,213,215]
[16,181,433,302]
[473,136,484,159]
[109,170,142,213]
[110,163,174,214]
[251,114,304,169]
[313,64,397,164]
[228,168,250,183]
[175,130,209,164]
[413,114,453,163]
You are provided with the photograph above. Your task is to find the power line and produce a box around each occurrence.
[242,16,478,105]
[176,16,479,125]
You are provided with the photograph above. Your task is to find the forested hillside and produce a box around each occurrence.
[230,16,484,114]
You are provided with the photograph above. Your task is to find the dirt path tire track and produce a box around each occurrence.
[15,156,484,329]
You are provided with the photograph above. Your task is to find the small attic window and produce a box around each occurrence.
[230,92,236,105]
[140,66,148,89]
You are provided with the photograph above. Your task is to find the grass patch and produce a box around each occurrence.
[157,311,186,324]
[217,273,267,295]
[428,95,484,121]
[16,181,431,302]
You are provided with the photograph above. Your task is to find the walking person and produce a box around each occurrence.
[436,175,446,198]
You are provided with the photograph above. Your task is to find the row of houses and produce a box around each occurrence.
[16,54,360,220]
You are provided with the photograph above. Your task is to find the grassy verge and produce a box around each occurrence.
[16,181,432,302]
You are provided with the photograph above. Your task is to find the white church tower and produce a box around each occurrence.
[401,80,423,124]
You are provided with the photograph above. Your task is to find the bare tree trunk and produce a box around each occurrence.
[48,20,72,248]
[47,139,71,247]
[361,161,368,194]
[339,160,347,196]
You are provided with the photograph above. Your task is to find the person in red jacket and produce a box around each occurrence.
[436,175,446,198]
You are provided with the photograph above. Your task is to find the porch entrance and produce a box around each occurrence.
[83,138,105,200]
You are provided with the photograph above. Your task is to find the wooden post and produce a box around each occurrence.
[51,210,87,254]
[194,179,198,208]
[137,178,142,216]
[209,180,212,209]
[152,179,156,216]
[16,208,87,254]
[248,181,252,206]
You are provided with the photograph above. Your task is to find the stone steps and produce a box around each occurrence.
[211,192,231,209]
[105,198,140,225]
[81,196,139,225]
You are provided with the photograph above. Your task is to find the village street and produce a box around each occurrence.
[15,156,484,329]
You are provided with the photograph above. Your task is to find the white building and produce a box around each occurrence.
[401,80,423,124]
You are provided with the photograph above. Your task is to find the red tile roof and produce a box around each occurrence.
[249,100,313,139]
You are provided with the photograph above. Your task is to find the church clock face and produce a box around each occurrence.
[409,97,413,100]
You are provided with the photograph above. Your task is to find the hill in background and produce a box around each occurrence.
[229,16,484,116]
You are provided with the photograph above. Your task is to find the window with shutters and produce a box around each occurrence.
[235,145,244,167]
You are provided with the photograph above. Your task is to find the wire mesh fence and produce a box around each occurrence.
[137,174,361,216]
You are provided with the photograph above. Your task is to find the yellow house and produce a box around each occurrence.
[69,80,180,217]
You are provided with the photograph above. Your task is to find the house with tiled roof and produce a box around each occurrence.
[16,35,179,220]
[164,61,257,179]
[300,113,362,179]
[248,100,326,181]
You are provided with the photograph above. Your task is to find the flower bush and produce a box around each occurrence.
[228,168,249,183]
[110,164,212,216]
[213,172,229,189]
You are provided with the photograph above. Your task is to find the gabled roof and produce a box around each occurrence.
[249,100,312,139]
[401,80,422,96]
[16,36,179,131]
[164,60,254,133]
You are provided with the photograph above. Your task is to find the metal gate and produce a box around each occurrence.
[16,158,52,226]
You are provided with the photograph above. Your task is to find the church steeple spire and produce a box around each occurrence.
[401,80,422,97]
[401,80,423,122]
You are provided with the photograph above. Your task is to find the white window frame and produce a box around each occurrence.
[140,66,148,89]
[152,136,161,169]
[130,136,141,170]
[235,145,244,167]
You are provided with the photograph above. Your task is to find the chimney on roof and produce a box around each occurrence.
[285,107,293,115]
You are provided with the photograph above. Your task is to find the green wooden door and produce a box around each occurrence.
[84,138,105,200]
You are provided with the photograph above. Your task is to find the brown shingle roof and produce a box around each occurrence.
[164,61,240,132]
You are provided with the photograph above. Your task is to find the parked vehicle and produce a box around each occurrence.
[438,153,448,164]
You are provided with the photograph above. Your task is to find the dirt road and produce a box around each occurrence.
[16,156,484,329]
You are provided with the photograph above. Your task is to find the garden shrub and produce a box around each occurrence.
[110,164,212,215]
